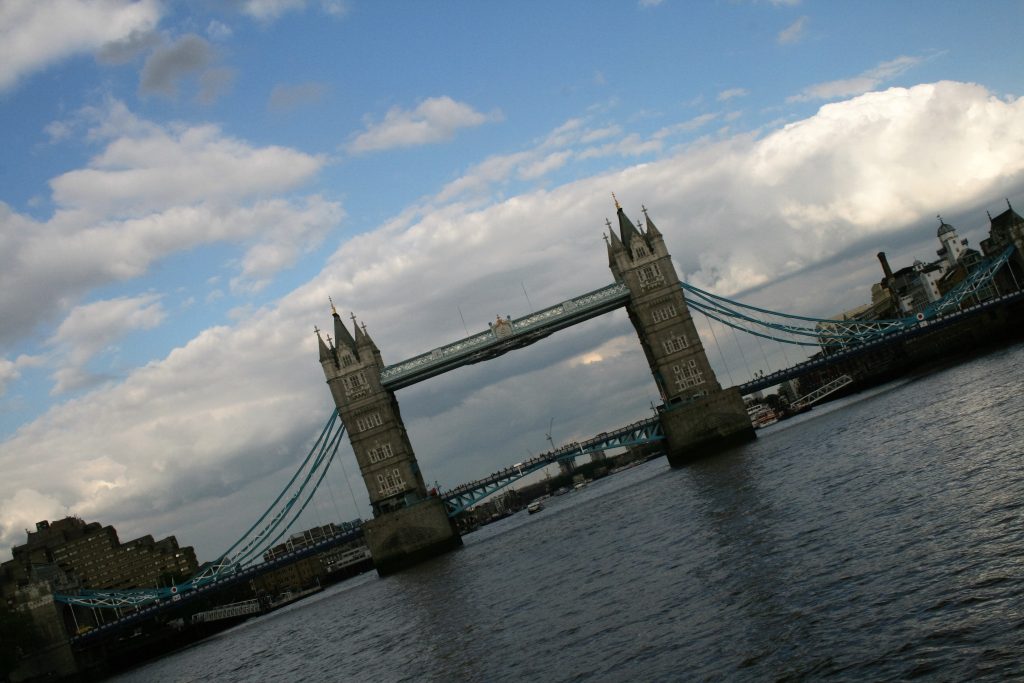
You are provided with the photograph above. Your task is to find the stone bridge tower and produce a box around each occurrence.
[607,199,754,465]
[318,304,461,574]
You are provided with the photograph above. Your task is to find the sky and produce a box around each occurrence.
[2,0,1024,563]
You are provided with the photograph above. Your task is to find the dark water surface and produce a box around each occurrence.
[114,343,1024,681]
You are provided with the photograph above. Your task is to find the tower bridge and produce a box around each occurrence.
[317,199,1021,575]
[54,198,1022,624]
[317,198,754,574]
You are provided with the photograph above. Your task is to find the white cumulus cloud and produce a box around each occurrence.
[47,294,166,395]
[0,0,163,92]
[0,100,339,355]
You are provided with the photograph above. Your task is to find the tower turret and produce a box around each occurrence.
[607,197,753,465]
[331,298,357,363]
[317,302,461,574]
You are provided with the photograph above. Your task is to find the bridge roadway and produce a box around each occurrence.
[738,288,1024,395]
[441,415,665,516]
[68,526,364,645]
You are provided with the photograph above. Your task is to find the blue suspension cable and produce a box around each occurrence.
[233,420,346,567]
[216,410,340,564]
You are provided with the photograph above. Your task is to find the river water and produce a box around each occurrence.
[113,343,1024,681]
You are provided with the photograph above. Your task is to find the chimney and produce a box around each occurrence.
[877,252,894,281]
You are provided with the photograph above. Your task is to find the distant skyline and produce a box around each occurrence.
[2,0,1024,560]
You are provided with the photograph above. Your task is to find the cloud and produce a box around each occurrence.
[50,101,325,215]
[789,54,929,102]
[241,0,348,22]
[140,33,216,98]
[95,28,160,65]
[0,100,338,353]
[717,88,748,102]
[0,490,66,544]
[347,97,501,154]
[3,81,1024,557]
[45,120,74,144]
[197,66,236,104]
[319,0,350,18]
[269,82,328,112]
[206,20,233,41]
[433,112,722,205]
[777,16,808,45]
[47,294,166,394]
[242,0,305,21]
[0,0,162,92]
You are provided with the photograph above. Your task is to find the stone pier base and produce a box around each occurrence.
[661,387,755,467]
[363,497,462,576]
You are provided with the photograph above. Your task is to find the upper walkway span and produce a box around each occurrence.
[380,282,630,390]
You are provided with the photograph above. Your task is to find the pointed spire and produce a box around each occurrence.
[332,301,356,353]
[316,326,334,364]
[608,224,624,251]
[616,202,642,251]
[355,318,379,352]
[351,312,365,344]
[642,204,663,240]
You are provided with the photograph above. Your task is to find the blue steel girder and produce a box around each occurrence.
[440,416,664,516]
[56,527,364,611]
[380,283,630,391]
[924,244,1015,318]
[737,287,1024,394]
[684,245,1016,356]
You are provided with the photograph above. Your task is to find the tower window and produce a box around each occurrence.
[368,441,394,463]
[663,334,688,354]
[355,411,383,432]
[343,371,369,398]
[652,304,678,324]
[638,264,664,290]
[377,468,406,497]
[672,362,705,391]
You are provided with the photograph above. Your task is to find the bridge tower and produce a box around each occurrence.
[607,199,754,465]
[317,305,461,575]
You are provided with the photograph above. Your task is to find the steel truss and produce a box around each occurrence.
[924,244,1016,318]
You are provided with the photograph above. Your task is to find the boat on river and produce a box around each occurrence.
[527,500,544,514]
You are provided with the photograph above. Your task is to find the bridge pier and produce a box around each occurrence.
[658,388,754,465]
[362,497,462,575]
[606,200,754,465]
[318,307,461,576]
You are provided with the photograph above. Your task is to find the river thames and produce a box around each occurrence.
[113,342,1024,681]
